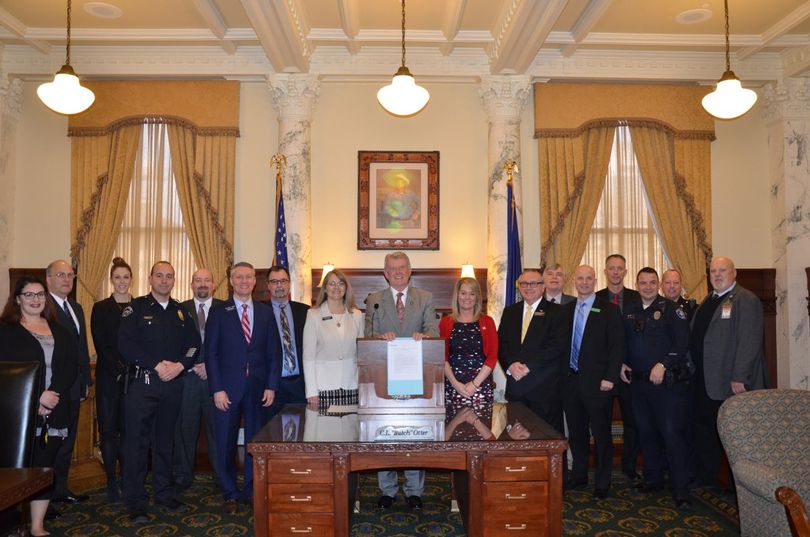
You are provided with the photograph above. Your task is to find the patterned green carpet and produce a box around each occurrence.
[41,472,740,536]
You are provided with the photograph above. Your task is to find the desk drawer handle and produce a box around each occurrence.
[505,493,527,500]
[504,466,527,473]
[289,468,312,475]
[505,524,527,531]
[290,495,312,502]
[290,527,312,534]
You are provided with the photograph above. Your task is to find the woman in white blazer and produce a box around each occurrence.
[303,269,364,409]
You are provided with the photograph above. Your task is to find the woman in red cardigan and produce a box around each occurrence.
[439,277,497,415]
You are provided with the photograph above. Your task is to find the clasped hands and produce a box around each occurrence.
[214,389,275,411]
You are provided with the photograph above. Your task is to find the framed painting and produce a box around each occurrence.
[357,150,439,250]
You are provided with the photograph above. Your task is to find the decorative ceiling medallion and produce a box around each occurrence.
[83,2,123,19]
[676,7,712,25]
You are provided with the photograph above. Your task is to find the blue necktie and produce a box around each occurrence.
[570,302,587,371]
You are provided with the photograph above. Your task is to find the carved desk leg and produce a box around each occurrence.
[334,454,349,537]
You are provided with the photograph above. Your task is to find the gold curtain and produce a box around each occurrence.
[167,125,235,299]
[539,126,616,274]
[629,124,713,299]
[70,125,142,322]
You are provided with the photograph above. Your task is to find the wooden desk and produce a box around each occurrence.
[249,403,567,537]
[0,468,53,511]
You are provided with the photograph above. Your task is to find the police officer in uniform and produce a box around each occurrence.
[661,269,697,320]
[118,261,201,524]
[620,267,692,509]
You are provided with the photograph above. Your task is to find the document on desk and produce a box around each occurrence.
[387,338,423,396]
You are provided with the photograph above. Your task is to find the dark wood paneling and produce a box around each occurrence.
[732,268,777,389]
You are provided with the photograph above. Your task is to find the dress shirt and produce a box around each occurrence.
[50,291,80,332]
[271,300,300,376]
[713,282,737,299]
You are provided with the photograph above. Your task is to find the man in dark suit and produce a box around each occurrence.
[364,251,439,511]
[45,259,90,505]
[498,268,566,433]
[564,264,625,499]
[174,268,223,491]
[205,262,280,515]
[595,253,641,480]
[690,256,766,488]
[264,265,309,422]
[542,263,575,305]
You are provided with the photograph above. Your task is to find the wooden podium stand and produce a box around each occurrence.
[356,337,445,414]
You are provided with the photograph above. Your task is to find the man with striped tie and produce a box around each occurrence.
[205,262,280,515]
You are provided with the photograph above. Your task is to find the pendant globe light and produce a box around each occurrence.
[37,0,95,115]
[701,0,757,120]
[377,0,430,117]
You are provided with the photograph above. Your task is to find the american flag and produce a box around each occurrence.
[273,173,289,269]
[505,178,522,306]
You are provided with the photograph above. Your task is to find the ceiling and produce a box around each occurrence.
[1,0,809,84]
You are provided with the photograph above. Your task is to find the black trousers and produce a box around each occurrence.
[122,375,183,512]
[563,373,614,491]
[693,375,725,488]
[173,372,219,489]
[95,371,125,488]
[519,396,564,436]
[52,398,80,497]
[617,381,639,473]
[264,375,307,423]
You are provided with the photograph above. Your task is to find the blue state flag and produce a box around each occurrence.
[505,180,522,306]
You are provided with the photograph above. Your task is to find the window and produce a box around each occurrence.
[580,125,672,285]
[103,122,195,301]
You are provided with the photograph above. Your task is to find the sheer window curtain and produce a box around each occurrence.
[103,122,195,301]
[580,126,672,287]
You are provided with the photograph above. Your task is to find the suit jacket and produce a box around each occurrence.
[90,295,129,379]
[49,294,90,400]
[497,299,566,401]
[181,297,225,361]
[205,299,280,403]
[596,287,641,314]
[0,320,78,428]
[267,300,309,375]
[302,303,364,398]
[544,293,575,305]
[364,286,439,338]
[563,295,625,397]
[698,284,766,400]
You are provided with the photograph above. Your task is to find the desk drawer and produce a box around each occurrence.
[268,484,334,513]
[483,519,548,537]
[483,482,548,514]
[269,513,333,536]
[267,457,333,484]
[483,455,548,482]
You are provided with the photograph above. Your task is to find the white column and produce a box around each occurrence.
[479,75,531,323]
[763,79,810,390]
[0,70,23,301]
[268,73,320,304]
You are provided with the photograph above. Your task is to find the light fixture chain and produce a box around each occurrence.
[724,0,730,72]
[401,0,406,68]
[66,0,72,66]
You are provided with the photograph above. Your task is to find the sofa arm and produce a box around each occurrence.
[734,459,790,500]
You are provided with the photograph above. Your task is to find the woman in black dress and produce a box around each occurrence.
[0,276,77,536]
[90,257,132,502]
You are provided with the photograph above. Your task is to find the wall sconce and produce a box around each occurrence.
[461,264,475,279]
[318,262,335,287]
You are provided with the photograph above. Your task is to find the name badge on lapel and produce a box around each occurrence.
[225,305,235,312]
[534,310,545,317]
[721,302,732,319]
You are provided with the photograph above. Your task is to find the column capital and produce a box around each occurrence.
[268,73,321,121]
[479,75,532,121]
[0,74,23,123]
[762,78,810,124]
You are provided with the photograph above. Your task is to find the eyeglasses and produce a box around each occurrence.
[20,291,47,299]
[51,272,75,280]
[518,281,543,288]
[327,281,347,288]
[268,279,290,285]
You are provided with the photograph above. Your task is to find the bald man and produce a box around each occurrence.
[690,256,766,488]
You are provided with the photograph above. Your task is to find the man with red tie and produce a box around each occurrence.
[205,262,280,515]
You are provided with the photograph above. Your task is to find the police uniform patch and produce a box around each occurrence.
[122,306,133,317]
[675,307,687,320]
[177,310,184,321]
[653,310,662,320]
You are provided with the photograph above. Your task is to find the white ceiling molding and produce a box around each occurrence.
[239,0,310,73]
[561,0,614,57]
[190,0,236,54]
[781,44,810,78]
[440,0,467,55]
[0,6,50,54]
[737,0,810,60]
[337,0,360,54]
[488,0,569,74]
[545,31,810,49]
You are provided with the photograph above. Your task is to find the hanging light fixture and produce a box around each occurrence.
[37,0,95,115]
[377,0,430,117]
[701,0,757,120]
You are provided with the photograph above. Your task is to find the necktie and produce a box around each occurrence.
[197,303,206,340]
[63,300,78,333]
[279,303,296,375]
[550,297,556,304]
[241,304,251,344]
[521,304,533,342]
[612,293,619,305]
[396,292,405,323]
[570,302,587,371]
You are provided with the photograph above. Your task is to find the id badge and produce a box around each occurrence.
[721,302,732,319]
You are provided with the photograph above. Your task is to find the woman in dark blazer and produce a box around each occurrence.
[90,257,132,502]
[0,276,78,537]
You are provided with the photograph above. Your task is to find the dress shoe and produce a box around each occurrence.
[52,492,89,504]
[106,482,121,503]
[44,504,62,520]
[406,495,423,510]
[565,479,588,491]
[157,498,190,512]
[635,482,664,494]
[224,499,239,515]
[593,488,609,499]
[623,470,641,480]
[128,511,150,525]
[675,497,693,509]
[377,495,395,510]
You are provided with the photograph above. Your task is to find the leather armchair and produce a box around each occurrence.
[0,361,42,468]
[718,389,810,537]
